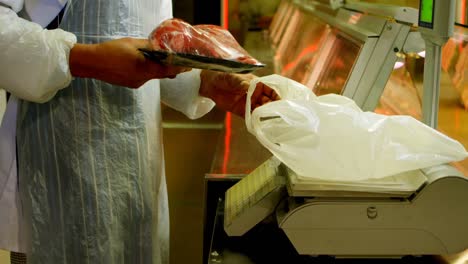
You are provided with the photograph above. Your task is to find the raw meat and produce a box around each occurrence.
[149,18,261,65]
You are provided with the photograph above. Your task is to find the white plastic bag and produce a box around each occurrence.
[245,74,468,181]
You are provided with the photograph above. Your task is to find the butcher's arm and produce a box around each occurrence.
[160,70,279,119]
[0,5,187,103]
[0,5,75,102]
[0,0,22,12]
[160,69,216,119]
[199,70,280,117]
[69,38,189,88]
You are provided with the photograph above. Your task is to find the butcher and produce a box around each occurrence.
[0,0,279,263]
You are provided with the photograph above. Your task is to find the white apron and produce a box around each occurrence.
[0,0,66,253]
[16,0,173,262]
[2,0,173,263]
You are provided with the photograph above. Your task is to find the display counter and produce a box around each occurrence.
[202,30,453,259]
[203,0,468,262]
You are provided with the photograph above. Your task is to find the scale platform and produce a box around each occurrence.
[224,157,468,257]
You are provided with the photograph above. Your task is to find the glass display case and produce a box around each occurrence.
[375,26,468,119]
[276,14,330,84]
[305,30,363,95]
[270,4,366,96]
[268,0,289,40]
[270,0,403,107]
[375,25,468,175]
[269,0,468,175]
[274,8,304,61]
[375,57,424,119]
[270,1,297,46]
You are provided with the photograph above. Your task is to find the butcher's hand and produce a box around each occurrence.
[70,38,189,88]
[199,70,280,117]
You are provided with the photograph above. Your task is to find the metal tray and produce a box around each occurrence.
[139,48,265,74]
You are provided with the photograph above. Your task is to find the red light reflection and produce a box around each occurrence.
[222,112,232,174]
[281,44,319,73]
[462,0,466,25]
[223,0,229,29]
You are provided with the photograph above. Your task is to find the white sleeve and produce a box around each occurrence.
[160,69,216,120]
[0,0,23,12]
[0,6,77,103]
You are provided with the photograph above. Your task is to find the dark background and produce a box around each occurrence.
[173,0,221,25]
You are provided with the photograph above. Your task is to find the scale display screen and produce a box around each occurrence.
[419,0,435,28]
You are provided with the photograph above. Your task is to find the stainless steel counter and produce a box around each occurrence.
[202,111,273,263]
[206,113,271,178]
[206,30,275,179]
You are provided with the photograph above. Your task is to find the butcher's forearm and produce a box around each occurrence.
[69,42,132,81]
[69,40,147,87]
[69,38,189,88]
[69,43,101,79]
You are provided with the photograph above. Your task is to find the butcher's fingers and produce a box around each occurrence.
[250,82,280,111]
[250,82,265,106]
[258,82,280,101]
[252,82,281,103]
[252,103,262,112]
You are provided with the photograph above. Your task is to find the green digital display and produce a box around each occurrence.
[420,0,434,23]
[419,0,434,25]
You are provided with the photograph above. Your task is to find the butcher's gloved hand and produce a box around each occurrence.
[199,70,280,117]
[70,37,190,88]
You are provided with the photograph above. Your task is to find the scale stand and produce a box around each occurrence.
[419,0,456,128]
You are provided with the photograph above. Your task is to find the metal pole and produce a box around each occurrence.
[422,39,442,129]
